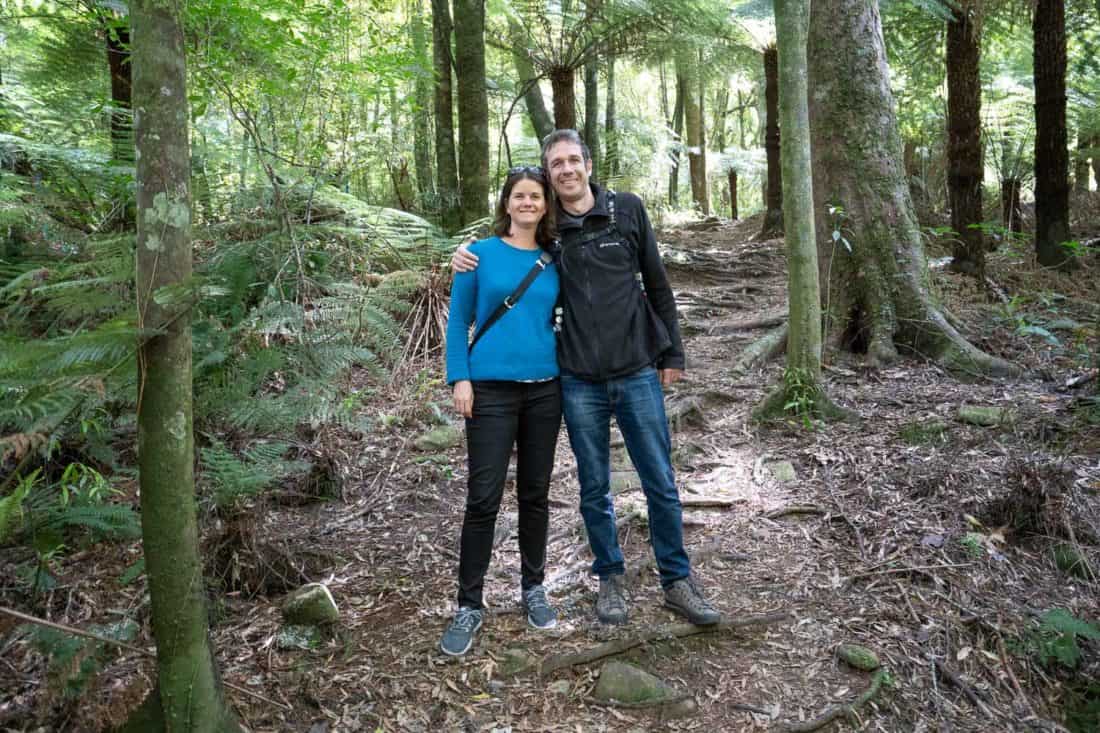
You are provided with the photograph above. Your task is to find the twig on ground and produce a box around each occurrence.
[764,505,826,520]
[585,691,692,709]
[933,658,995,719]
[846,562,974,583]
[776,667,889,732]
[511,612,789,677]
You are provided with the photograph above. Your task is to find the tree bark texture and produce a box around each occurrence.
[808,0,1015,376]
[946,1,984,276]
[431,0,462,231]
[131,0,240,729]
[550,68,577,130]
[453,0,489,225]
[775,0,820,381]
[729,169,739,220]
[509,21,554,142]
[760,45,783,237]
[584,53,600,180]
[105,22,132,162]
[1074,131,1090,193]
[410,0,434,200]
[1032,0,1074,269]
[680,48,708,214]
[605,56,619,176]
[713,80,729,152]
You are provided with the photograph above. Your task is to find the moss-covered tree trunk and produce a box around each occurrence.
[760,44,783,238]
[1033,0,1074,270]
[430,0,462,231]
[453,0,489,224]
[584,52,600,179]
[549,67,577,130]
[679,48,708,214]
[410,0,434,202]
[509,21,554,142]
[605,56,619,176]
[946,1,984,276]
[130,0,240,729]
[808,0,1015,376]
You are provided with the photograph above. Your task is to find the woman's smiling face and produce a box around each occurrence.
[506,178,547,230]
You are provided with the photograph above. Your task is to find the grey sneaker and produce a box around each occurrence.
[664,577,720,625]
[596,575,629,625]
[522,585,558,629]
[440,607,483,656]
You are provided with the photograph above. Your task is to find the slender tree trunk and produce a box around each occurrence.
[1074,130,1091,194]
[410,0,434,201]
[1001,177,1023,234]
[737,89,749,149]
[808,0,1015,376]
[758,0,838,419]
[1091,134,1100,187]
[584,52,600,180]
[713,79,729,152]
[509,21,553,142]
[729,169,739,220]
[549,67,577,129]
[680,48,708,214]
[1033,0,1074,269]
[431,0,462,231]
[946,1,984,276]
[668,68,685,208]
[453,0,489,224]
[760,45,783,237]
[129,0,241,729]
[104,22,132,162]
[605,56,619,176]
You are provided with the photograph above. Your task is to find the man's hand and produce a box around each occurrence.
[453,380,474,417]
[451,237,479,273]
[659,368,684,388]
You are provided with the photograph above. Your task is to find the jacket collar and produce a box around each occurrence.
[556,183,609,229]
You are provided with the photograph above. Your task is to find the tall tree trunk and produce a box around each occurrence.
[453,0,489,225]
[668,68,685,207]
[713,79,729,152]
[680,48,708,214]
[129,0,241,729]
[431,0,462,231]
[1033,0,1074,269]
[758,0,839,418]
[760,44,783,237]
[736,89,749,149]
[105,21,132,162]
[549,67,577,129]
[728,169,739,220]
[605,56,619,176]
[1074,130,1091,193]
[584,53,600,180]
[410,0,434,201]
[808,0,1015,376]
[509,21,553,142]
[946,1,984,276]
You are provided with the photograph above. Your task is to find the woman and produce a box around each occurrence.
[440,166,562,656]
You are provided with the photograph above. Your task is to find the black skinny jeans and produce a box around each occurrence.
[457,379,562,609]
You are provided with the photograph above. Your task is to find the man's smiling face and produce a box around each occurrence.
[545,141,591,203]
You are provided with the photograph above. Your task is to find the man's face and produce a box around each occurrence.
[544,141,591,202]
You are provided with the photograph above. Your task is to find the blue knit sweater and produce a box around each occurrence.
[445,237,560,384]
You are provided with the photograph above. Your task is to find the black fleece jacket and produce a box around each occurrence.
[554,184,685,380]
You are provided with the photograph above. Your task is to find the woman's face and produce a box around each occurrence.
[505,178,547,231]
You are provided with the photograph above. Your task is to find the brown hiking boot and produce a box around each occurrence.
[664,577,720,625]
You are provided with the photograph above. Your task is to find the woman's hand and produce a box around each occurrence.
[453,380,474,418]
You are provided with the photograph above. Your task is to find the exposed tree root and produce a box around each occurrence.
[733,324,788,374]
[776,667,889,732]
[510,612,790,677]
[752,382,854,423]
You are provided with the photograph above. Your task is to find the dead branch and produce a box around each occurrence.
[512,612,789,677]
[764,504,825,520]
[709,312,788,335]
[776,667,889,732]
[933,658,995,719]
[733,324,788,374]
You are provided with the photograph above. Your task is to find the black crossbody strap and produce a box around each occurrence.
[469,250,554,350]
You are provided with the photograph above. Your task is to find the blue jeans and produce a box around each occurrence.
[561,366,691,587]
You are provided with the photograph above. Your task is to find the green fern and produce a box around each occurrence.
[200,439,309,511]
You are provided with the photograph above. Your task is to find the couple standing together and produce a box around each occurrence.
[441,129,718,656]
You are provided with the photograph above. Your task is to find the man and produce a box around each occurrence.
[452,129,719,626]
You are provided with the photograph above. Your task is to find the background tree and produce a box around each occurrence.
[945,0,984,276]
[432,0,463,230]
[453,0,489,224]
[679,46,708,213]
[1033,0,1074,269]
[129,0,240,728]
[759,43,782,237]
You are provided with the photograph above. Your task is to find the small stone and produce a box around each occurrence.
[414,425,462,451]
[276,624,324,650]
[592,661,673,704]
[766,460,797,483]
[957,406,1005,427]
[548,680,571,695]
[281,583,339,625]
[488,680,505,694]
[837,643,881,671]
[500,648,536,676]
[662,697,699,719]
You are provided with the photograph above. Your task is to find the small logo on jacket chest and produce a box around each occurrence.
[598,240,623,249]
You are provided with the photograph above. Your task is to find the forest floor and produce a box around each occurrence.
[3,212,1100,732]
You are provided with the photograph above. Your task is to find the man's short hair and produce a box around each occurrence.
[541,129,591,167]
